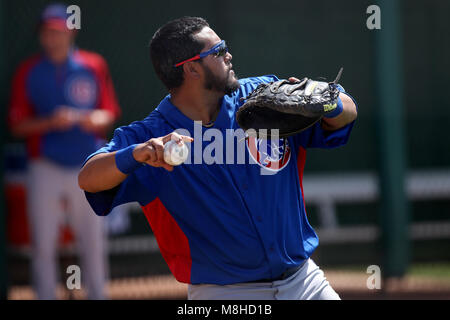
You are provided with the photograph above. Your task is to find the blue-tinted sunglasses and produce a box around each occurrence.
[174,40,228,67]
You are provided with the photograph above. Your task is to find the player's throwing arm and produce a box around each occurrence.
[78,132,193,193]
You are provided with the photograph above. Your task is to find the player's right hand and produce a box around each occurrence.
[132,132,193,171]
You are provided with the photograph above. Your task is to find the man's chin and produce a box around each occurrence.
[225,82,239,95]
[225,74,240,95]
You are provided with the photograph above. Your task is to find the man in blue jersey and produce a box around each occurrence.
[9,4,121,299]
[79,17,357,300]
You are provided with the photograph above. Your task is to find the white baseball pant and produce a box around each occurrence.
[187,258,340,300]
[27,158,107,299]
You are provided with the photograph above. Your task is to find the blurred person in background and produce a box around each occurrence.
[7,3,121,299]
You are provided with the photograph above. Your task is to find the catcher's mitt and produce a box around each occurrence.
[236,68,343,138]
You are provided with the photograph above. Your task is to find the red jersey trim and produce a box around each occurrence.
[141,198,192,283]
[297,146,307,210]
[73,50,121,120]
[8,54,43,159]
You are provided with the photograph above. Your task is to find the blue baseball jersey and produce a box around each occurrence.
[8,49,121,167]
[84,75,356,285]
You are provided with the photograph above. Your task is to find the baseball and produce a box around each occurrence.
[164,140,189,166]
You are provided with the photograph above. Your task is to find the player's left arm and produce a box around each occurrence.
[79,55,121,134]
[320,92,357,131]
[287,76,357,131]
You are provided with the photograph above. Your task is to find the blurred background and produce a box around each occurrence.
[1,0,450,299]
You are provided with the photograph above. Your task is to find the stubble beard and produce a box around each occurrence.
[202,63,240,95]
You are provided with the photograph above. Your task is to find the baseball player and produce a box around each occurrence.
[79,17,357,300]
[8,4,121,299]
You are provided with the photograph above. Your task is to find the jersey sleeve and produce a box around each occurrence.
[75,50,121,120]
[238,74,280,99]
[293,86,357,149]
[8,56,44,158]
[95,56,121,120]
[83,121,158,216]
[8,56,40,128]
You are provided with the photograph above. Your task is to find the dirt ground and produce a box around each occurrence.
[8,269,450,300]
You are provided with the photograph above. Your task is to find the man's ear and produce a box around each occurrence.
[182,61,202,80]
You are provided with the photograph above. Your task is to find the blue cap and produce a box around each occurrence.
[39,3,69,30]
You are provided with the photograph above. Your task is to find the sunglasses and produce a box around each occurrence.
[174,40,228,67]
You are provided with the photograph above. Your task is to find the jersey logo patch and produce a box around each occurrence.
[65,73,98,108]
[246,136,291,172]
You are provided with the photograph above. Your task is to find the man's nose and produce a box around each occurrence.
[224,51,232,63]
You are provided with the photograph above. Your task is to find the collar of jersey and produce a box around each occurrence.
[157,94,234,131]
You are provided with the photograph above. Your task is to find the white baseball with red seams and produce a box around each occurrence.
[164,140,189,166]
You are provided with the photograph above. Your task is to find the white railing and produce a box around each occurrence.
[303,169,450,243]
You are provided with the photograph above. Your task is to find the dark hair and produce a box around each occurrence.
[149,17,209,90]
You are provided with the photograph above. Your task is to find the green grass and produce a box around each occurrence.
[325,263,450,282]
[408,263,450,281]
